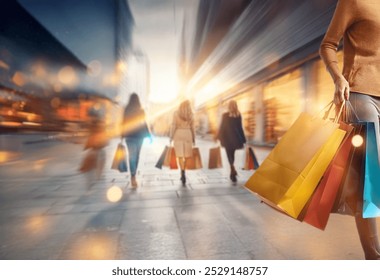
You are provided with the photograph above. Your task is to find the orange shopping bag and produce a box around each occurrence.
[187,147,203,170]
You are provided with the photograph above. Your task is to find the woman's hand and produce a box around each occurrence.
[334,76,350,105]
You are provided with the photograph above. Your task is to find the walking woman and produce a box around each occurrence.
[217,100,246,182]
[170,100,195,184]
[121,93,151,188]
[320,0,380,259]
[79,106,108,189]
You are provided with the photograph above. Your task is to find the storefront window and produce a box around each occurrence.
[235,94,255,138]
[314,51,344,113]
[263,69,304,143]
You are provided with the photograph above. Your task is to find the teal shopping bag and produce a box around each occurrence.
[111,143,128,173]
[363,122,380,218]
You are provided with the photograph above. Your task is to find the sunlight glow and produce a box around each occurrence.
[352,135,363,147]
[148,61,180,103]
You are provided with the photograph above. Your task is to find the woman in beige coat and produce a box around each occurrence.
[170,100,195,184]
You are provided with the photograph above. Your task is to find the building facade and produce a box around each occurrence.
[0,0,134,131]
[181,0,339,145]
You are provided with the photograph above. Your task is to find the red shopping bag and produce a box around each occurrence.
[163,146,178,169]
[243,146,260,170]
[302,122,354,229]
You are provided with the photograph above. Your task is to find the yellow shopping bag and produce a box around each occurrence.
[277,128,346,217]
[245,112,344,217]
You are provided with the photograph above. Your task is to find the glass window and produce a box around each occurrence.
[263,69,304,143]
[313,51,344,112]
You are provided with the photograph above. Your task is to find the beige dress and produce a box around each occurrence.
[170,111,195,158]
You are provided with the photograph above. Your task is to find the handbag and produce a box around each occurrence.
[243,146,260,170]
[208,146,222,169]
[111,142,128,172]
[187,147,203,170]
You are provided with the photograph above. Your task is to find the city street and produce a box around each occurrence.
[0,134,374,260]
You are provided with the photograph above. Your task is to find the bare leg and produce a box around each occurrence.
[355,214,380,259]
[178,157,186,184]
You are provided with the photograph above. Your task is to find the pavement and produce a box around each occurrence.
[0,134,376,260]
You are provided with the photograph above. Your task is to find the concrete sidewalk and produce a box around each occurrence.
[0,136,373,260]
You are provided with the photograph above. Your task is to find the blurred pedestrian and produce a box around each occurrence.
[320,0,380,259]
[216,100,246,182]
[170,100,195,184]
[121,93,151,188]
[79,104,108,189]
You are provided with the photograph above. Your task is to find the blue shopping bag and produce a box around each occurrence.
[363,122,380,218]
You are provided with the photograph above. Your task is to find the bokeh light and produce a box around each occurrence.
[12,72,26,86]
[58,66,78,86]
[352,135,364,147]
[106,185,123,203]
[50,97,61,108]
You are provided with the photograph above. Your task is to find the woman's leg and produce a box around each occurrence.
[350,93,380,259]
[95,148,106,180]
[126,138,144,176]
[178,157,186,184]
[225,148,237,182]
[126,138,144,187]
[225,148,235,165]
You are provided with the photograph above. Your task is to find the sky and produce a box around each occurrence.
[128,0,193,104]
[17,0,196,104]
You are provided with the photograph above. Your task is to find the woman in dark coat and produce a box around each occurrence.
[121,93,151,188]
[217,100,246,182]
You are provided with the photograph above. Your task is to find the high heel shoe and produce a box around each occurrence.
[180,170,186,184]
[230,165,237,182]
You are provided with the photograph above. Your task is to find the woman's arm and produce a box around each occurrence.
[169,112,176,142]
[238,115,246,144]
[190,118,195,144]
[319,0,357,103]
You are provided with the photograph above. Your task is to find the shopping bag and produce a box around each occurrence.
[163,146,178,169]
[208,146,222,169]
[332,123,365,216]
[244,112,343,217]
[363,122,380,218]
[243,146,260,170]
[187,147,203,170]
[302,122,354,229]
[155,146,168,169]
[169,148,178,169]
[277,127,346,218]
[111,143,128,172]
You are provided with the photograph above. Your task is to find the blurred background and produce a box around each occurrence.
[0,0,340,162]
